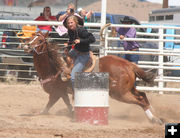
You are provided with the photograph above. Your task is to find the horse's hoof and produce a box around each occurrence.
[68,109,74,118]
[151,117,164,125]
[158,118,165,125]
[70,116,76,122]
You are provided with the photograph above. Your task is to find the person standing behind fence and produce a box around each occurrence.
[77,8,93,23]
[63,15,95,89]
[55,3,83,37]
[117,16,140,64]
[34,6,56,33]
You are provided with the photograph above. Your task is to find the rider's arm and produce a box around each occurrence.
[78,28,95,44]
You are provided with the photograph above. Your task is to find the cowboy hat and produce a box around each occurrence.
[120,16,133,24]
[63,15,84,28]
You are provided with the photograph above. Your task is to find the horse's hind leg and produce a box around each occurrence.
[132,89,164,125]
[120,90,163,125]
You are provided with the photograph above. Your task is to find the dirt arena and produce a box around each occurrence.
[0,82,179,138]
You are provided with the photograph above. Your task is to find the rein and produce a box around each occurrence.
[58,44,74,49]
[33,42,47,55]
[40,70,62,86]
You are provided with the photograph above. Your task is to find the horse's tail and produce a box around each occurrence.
[131,63,156,83]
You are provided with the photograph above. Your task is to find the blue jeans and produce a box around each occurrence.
[123,50,139,87]
[123,52,139,86]
[123,49,139,64]
[70,50,90,88]
[123,54,139,64]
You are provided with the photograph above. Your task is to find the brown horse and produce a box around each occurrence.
[23,31,163,124]
[23,31,73,115]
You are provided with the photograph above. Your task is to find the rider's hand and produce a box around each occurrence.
[74,39,80,44]
[64,43,68,47]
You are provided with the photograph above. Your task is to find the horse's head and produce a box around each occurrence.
[23,31,49,55]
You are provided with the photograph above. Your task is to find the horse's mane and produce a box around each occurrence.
[46,42,63,73]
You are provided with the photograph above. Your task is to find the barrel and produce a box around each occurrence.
[74,72,109,125]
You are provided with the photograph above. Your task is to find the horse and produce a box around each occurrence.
[23,31,73,115]
[23,31,163,124]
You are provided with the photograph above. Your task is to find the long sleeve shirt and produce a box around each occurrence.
[68,27,95,52]
[117,27,140,51]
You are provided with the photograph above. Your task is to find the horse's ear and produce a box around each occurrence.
[44,31,49,38]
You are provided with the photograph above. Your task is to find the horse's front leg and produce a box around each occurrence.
[61,92,73,116]
[40,93,61,115]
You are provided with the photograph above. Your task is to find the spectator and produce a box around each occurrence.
[116,16,140,64]
[77,8,93,23]
[63,15,95,88]
[57,3,77,22]
[55,3,83,37]
[34,6,56,33]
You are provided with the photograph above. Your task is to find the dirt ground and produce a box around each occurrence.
[0,82,179,138]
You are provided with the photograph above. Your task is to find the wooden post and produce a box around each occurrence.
[162,0,168,8]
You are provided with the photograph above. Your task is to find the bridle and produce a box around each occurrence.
[26,32,47,55]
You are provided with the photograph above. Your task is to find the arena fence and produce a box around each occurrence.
[0,20,180,94]
[0,20,101,83]
[103,24,180,94]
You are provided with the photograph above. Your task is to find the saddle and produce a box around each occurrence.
[60,51,98,81]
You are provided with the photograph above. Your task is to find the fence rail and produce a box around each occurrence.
[104,23,180,93]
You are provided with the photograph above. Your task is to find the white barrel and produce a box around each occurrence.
[74,72,109,125]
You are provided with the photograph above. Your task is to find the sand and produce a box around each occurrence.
[0,82,179,138]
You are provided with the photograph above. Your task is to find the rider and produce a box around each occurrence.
[63,15,95,88]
